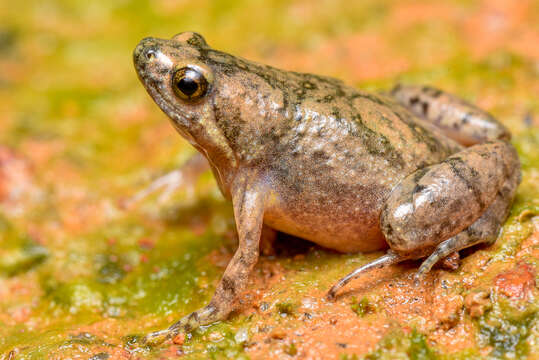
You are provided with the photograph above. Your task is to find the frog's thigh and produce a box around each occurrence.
[390,84,510,146]
[415,174,518,280]
[380,140,520,255]
[328,140,520,299]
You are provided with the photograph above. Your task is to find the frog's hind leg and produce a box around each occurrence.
[382,140,520,277]
[414,165,517,281]
[326,250,410,300]
[390,84,510,146]
[328,141,520,298]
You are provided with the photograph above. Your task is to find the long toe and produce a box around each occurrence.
[326,251,405,299]
[143,328,172,346]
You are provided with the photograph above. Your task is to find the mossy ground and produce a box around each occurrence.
[0,0,538,359]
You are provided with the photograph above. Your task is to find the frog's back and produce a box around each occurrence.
[260,74,464,252]
[271,73,463,184]
[200,47,461,176]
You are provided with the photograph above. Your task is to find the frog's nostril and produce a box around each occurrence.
[134,37,158,63]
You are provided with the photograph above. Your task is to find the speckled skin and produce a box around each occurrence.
[390,84,511,146]
[133,32,520,344]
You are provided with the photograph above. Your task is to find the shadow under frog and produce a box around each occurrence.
[133,32,520,344]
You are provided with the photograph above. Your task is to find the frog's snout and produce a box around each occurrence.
[133,38,158,69]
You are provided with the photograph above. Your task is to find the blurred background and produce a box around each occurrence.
[0,0,538,359]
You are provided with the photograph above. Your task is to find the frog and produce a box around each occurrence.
[133,32,520,344]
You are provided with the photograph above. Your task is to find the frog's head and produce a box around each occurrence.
[133,32,237,174]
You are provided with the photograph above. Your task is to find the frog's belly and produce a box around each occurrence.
[264,185,390,253]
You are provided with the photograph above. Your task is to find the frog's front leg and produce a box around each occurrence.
[328,141,520,298]
[143,171,266,345]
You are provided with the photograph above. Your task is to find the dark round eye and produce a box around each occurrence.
[172,67,208,101]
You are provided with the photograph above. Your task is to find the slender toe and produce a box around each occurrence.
[326,251,405,299]
[143,328,172,346]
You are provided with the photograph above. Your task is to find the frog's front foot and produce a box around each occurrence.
[143,328,173,347]
[142,304,218,346]
[123,153,208,209]
[126,169,185,209]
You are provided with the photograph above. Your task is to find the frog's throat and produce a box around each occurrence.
[145,77,237,192]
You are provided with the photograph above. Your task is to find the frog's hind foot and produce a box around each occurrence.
[414,237,466,284]
[326,250,409,300]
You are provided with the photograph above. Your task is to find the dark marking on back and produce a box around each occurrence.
[413,167,430,183]
[412,184,427,194]
[392,108,452,155]
[352,93,388,107]
[422,86,442,98]
[421,101,429,116]
[302,81,316,89]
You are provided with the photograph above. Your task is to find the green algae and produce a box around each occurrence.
[408,330,438,360]
[360,329,486,360]
[275,300,298,317]
[42,226,224,318]
[350,296,374,317]
[477,297,538,359]
[172,321,250,359]
[514,129,539,171]
[0,214,48,276]
[284,341,298,356]
[0,242,48,277]
[361,329,439,360]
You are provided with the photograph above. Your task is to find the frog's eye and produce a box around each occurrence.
[172,67,209,101]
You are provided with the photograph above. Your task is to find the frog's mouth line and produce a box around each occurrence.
[144,77,198,145]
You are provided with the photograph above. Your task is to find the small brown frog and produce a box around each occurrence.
[133,32,520,344]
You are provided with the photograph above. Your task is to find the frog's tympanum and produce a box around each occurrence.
[133,32,520,344]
